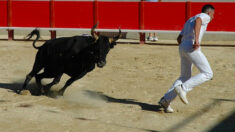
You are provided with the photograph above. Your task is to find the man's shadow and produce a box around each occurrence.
[84,90,163,112]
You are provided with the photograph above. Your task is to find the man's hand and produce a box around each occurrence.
[193,42,200,50]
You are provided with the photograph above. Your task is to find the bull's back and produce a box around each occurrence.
[45,36,93,56]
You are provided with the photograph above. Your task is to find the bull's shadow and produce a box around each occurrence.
[0,82,41,96]
[84,90,162,112]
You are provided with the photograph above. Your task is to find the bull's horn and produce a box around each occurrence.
[91,23,99,41]
[112,28,122,42]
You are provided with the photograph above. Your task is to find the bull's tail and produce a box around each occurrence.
[26,29,41,49]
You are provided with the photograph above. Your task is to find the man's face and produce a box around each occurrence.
[208,9,215,21]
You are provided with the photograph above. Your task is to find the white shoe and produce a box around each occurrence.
[159,97,174,113]
[153,36,158,41]
[174,85,189,104]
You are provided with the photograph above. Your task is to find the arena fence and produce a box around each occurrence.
[0,0,235,43]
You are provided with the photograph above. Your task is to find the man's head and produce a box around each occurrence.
[202,4,215,20]
[91,23,121,68]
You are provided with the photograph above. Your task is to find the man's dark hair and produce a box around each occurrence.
[202,4,215,13]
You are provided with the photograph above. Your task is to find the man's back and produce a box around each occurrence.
[181,13,211,44]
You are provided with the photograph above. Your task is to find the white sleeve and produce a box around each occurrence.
[199,14,211,25]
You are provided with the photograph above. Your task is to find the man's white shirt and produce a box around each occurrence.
[180,13,211,45]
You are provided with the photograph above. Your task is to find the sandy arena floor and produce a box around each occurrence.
[0,40,234,132]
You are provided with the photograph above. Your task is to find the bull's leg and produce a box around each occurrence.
[35,73,46,91]
[42,74,63,94]
[58,72,87,96]
[57,78,76,96]
[35,72,61,94]
[19,74,34,94]
[18,57,43,94]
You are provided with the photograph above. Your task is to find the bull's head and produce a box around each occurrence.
[91,23,121,68]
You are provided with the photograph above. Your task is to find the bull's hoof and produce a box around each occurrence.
[15,89,22,94]
[40,89,47,95]
[41,86,51,95]
[58,90,64,96]
[19,90,31,95]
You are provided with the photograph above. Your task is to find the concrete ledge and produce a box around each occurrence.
[147,32,235,41]
[0,28,235,42]
[118,39,235,46]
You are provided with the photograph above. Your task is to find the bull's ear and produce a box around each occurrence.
[109,38,117,48]
[109,38,114,44]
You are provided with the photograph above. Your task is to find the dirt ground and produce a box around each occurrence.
[0,40,234,132]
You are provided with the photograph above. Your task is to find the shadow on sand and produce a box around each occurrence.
[0,84,161,131]
[84,90,162,112]
[80,90,161,132]
[165,98,235,132]
[208,110,235,132]
[0,82,41,96]
[0,83,162,113]
[82,90,234,132]
[3,84,233,132]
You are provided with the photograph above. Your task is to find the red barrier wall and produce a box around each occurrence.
[54,1,94,28]
[143,2,186,30]
[1,1,235,32]
[190,2,235,31]
[11,1,50,27]
[0,1,8,27]
[97,2,139,29]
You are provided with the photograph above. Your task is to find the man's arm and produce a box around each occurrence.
[194,17,202,50]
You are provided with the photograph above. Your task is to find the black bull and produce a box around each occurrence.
[17,24,121,95]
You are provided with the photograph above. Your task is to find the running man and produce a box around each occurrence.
[159,4,215,113]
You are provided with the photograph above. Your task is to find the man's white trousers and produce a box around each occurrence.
[164,45,213,103]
